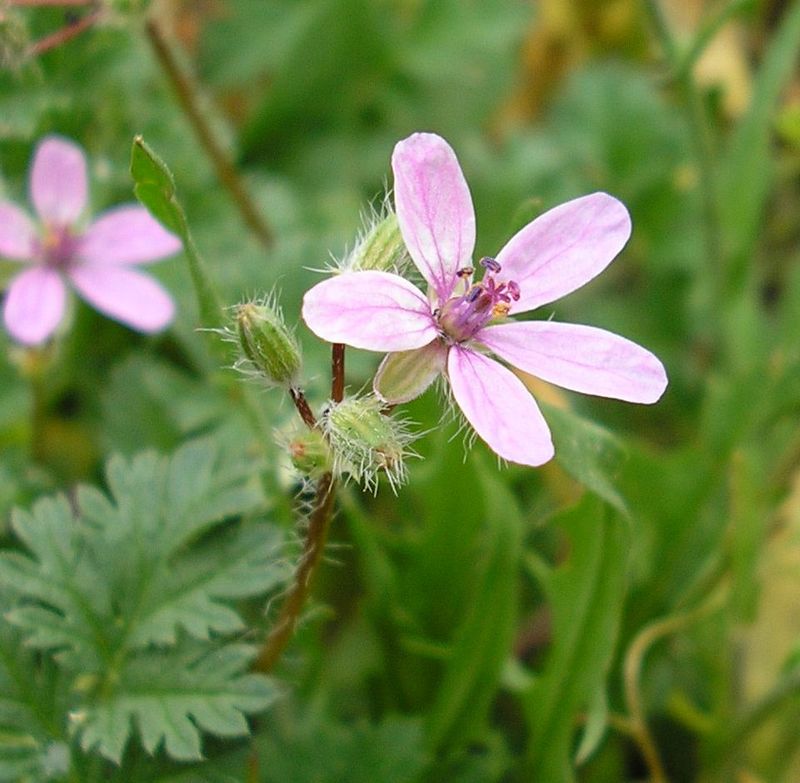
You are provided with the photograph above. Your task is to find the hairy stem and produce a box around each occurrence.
[623,584,727,782]
[253,472,337,672]
[144,17,273,249]
[290,387,317,429]
[331,343,345,403]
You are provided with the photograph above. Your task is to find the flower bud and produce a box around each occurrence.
[288,429,332,479]
[342,211,410,274]
[324,396,414,492]
[235,300,301,386]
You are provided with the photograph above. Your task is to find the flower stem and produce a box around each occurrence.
[289,386,317,429]
[623,584,727,782]
[144,17,273,249]
[253,472,337,672]
[26,8,101,56]
[331,343,345,403]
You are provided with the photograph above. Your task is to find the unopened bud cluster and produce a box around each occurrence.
[323,396,414,493]
[288,429,332,479]
[339,210,411,274]
[234,299,301,387]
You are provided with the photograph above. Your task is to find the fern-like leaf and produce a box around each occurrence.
[0,439,287,763]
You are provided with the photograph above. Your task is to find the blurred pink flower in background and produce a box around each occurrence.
[303,132,668,467]
[0,136,181,345]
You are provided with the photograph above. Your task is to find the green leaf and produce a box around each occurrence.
[0,590,70,781]
[253,705,427,783]
[77,645,279,763]
[0,440,279,658]
[523,494,629,782]
[424,464,522,752]
[719,1,800,283]
[542,403,629,515]
[130,136,223,327]
[0,440,287,762]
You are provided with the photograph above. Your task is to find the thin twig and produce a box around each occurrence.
[289,387,317,429]
[331,343,345,403]
[26,9,101,56]
[144,17,273,249]
[623,584,727,782]
[253,472,337,672]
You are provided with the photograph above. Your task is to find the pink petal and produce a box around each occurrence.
[30,136,88,227]
[496,193,631,313]
[392,132,475,301]
[3,266,66,344]
[0,202,37,260]
[447,345,554,467]
[78,206,182,265]
[68,264,174,333]
[302,270,438,352]
[478,320,668,404]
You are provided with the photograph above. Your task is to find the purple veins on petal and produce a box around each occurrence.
[302,270,438,352]
[477,320,668,404]
[447,345,554,467]
[392,132,476,301]
[495,192,632,315]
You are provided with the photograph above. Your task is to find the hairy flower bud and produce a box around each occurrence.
[340,210,411,275]
[288,429,332,479]
[323,396,414,492]
[235,299,301,386]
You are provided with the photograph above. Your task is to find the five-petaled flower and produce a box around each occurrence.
[303,132,668,467]
[0,135,181,345]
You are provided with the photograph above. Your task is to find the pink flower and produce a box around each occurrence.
[303,132,667,467]
[0,136,181,345]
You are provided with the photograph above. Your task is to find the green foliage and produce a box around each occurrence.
[0,591,70,781]
[424,466,522,752]
[130,136,223,327]
[3,0,800,779]
[0,440,285,764]
[524,495,629,781]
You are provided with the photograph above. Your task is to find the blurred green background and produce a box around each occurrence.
[2,0,800,780]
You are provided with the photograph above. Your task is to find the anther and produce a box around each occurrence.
[466,286,483,303]
[480,256,501,273]
[456,267,474,278]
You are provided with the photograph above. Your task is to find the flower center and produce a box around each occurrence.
[39,225,76,271]
[437,256,520,342]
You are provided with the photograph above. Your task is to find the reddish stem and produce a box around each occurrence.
[253,472,336,672]
[290,387,317,430]
[331,343,345,403]
[27,9,101,55]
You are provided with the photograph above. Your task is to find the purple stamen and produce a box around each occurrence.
[466,286,482,303]
[438,259,523,341]
[480,256,501,273]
